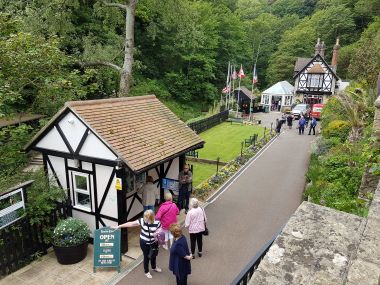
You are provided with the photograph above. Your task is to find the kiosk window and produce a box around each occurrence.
[72,173,91,210]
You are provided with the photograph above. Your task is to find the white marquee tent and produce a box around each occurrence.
[261,81,294,112]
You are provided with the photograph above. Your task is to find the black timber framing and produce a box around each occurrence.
[116,167,128,253]
[75,128,90,155]
[55,123,74,154]
[45,155,63,189]
[92,163,100,229]
[293,54,338,80]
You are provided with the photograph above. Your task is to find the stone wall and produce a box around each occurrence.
[249,180,380,285]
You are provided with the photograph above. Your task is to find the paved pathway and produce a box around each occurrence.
[117,125,315,285]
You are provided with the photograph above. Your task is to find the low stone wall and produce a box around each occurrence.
[249,179,380,285]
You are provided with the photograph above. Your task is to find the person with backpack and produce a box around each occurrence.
[298,116,306,135]
[156,192,179,250]
[308,116,317,135]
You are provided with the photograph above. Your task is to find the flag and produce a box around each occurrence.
[231,67,238,80]
[222,86,231,93]
[252,64,258,85]
[238,64,245,79]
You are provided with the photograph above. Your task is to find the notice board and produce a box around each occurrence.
[93,227,121,272]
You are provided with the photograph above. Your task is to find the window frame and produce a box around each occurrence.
[306,73,323,89]
[71,171,92,212]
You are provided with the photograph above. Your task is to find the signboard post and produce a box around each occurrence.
[93,227,121,273]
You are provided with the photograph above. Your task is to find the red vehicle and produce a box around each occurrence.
[310,103,324,120]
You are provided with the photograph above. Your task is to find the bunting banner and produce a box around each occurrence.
[222,86,231,93]
[238,64,245,79]
[252,64,258,85]
[231,67,238,80]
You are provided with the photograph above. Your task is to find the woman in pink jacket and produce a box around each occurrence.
[156,192,179,250]
[185,198,207,258]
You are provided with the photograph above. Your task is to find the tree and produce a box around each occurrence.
[81,0,137,96]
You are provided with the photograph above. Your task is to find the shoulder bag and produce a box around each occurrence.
[201,208,209,236]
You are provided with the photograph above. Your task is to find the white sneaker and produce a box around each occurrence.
[153,267,162,272]
[163,245,168,250]
[145,272,152,278]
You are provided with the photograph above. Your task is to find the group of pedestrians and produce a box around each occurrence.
[115,164,207,285]
[275,112,318,136]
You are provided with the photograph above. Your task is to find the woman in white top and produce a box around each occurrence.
[185,198,207,258]
[115,210,161,279]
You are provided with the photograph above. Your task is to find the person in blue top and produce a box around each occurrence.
[308,116,317,135]
[169,223,192,285]
[298,116,306,135]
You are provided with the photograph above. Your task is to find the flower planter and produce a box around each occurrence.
[53,241,88,265]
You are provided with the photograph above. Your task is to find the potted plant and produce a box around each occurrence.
[52,217,90,265]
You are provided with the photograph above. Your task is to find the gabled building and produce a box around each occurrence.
[293,38,341,105]
[25,95,204,251]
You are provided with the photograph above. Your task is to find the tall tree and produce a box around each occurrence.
[82,0,138,96]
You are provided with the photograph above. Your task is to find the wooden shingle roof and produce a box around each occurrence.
[66,95,204,172]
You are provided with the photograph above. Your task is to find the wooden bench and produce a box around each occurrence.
[244,134,258,147]
[227,118,244,125]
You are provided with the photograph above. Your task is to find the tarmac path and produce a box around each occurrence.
[116,125,315,285]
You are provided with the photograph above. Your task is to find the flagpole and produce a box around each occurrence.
[232,65,235,112]
[237,77,241,118]
[226,61,230,109]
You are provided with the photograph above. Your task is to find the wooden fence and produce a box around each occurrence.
[187,110,229,134]
[0,201,71,276]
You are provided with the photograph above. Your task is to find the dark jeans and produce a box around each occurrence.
[178,186,190,210]
[140,239,157,273]
[176,275,188,285]
[308,125,316,135]
[190,232,203,254]
[298,126,305,135]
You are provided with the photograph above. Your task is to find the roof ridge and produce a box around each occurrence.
[66,95,156,107]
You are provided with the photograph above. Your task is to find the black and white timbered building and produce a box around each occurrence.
[293,38,344,105]
[25,95,204,251]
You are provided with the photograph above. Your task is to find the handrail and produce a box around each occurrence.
[230,227,283,285]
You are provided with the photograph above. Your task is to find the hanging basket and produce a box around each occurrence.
[53,241,88,265]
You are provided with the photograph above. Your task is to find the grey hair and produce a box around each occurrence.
[190,198,199,208]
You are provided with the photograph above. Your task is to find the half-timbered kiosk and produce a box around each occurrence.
[293,38,341,105]
[260,81,294,112]
[25,95,204,251]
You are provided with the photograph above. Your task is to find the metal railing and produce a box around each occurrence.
[230,228,283,285]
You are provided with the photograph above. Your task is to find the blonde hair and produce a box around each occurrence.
[169,223,182,238]
[164,192,173,201]
[190,198,199,208]
[143,209,155,224]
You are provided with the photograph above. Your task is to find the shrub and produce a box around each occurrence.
[322,120,351,141]
[52,218,90,247]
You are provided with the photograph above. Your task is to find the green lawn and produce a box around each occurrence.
[197,122,265,162]
[190,162,217,187]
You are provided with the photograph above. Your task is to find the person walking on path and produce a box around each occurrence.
[169,223,192,285]
[138,175,158,212]
[178,164,192,213]
[308,117,317,135]
[185,198,207,258]
[114,210,162,279]
[286,114,293,129]
[275,118,283,134]
[156,192,179,250]
[298,116,306,135]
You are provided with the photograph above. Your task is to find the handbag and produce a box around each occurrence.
[201,208,209,236]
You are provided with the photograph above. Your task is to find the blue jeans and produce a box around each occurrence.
[143,205,154,212]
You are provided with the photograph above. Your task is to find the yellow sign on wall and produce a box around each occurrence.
[115,178,122,191]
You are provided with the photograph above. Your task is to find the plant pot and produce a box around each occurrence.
[53,241,88,265]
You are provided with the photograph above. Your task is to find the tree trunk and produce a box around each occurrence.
[118,0,137,97]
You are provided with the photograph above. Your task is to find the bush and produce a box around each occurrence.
[322,120,351,141]
[52,218,90,247]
